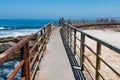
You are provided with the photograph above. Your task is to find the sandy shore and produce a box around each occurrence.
[76,30,120,79]
[84,30,120,47]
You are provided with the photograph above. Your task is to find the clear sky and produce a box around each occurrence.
[0,0,120,19]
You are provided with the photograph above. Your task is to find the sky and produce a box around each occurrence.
[0,0,120,19]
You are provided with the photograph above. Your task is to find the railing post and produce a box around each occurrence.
[41,36,44,56]
[95,42,101,80]
[50,23,52,36]
[41,30,43,37]
[48,23,52,41]
[68,26,71,47]
[46,26,48,44]
[63,25,66,41]
[81,34,85,71]
[65,26,67,42]
[35,33,40,70]
[47,26,49,41]
[70,28,72,49]
[74,29,76,56]
[44,27,46,51]
[67,26,69,43]
[21,42,31,80]
[46,24,51,44]
[47,26,50,41]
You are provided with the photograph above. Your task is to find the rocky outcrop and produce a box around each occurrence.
[0,36,36,61]
[0,42,16,53]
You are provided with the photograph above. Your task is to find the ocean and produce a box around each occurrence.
[0,19,53,38]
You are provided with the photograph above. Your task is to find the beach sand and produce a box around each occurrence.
[75,30,120,79]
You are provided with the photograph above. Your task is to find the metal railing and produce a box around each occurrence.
[73,22,120,28]
[66,18,120,24]
[0,23,52,80]
[61,21,120,80]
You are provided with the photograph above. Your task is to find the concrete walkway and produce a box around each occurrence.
[35,27,75,80]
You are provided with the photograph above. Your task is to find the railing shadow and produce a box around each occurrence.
[60,28,86,80]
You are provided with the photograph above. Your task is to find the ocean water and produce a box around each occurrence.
[0,60,20,80]
[0,19,52,38]
[0,19,52,80]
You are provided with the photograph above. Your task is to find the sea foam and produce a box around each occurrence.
[0,29,39,38]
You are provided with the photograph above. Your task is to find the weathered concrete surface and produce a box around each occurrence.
[35,27,75,80]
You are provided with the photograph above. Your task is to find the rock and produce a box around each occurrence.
[0,44,11,53]
[0,42,16,53]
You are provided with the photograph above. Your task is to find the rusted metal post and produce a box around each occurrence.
[95,42,101,80]
[44,27,46,51]
[41,28,45,55]
[49,23,52,37]
[47,27,50,41]
[41,30,43,36]
[67,26,69,43]
[40,36,44,56]
[47,25,50,43]
[63,25,66,41]
[81,34,85,71]
[21,42,31,80]
[47,23,52,42]
[74,29,76,56]
[44,27,46,34]
[46,27,48,44]
[63,25,65,40]
[70,28,72,49]
[46,26,50,43]
[65,26,67,42]
[68,26,71,47]
[35,34,40,70]
[47,23,51,39]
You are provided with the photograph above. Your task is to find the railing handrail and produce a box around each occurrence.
[0,33,35,65]
[35,22,52,34]
[0,22,52,65]
[61,21,120,80]
[0,22,52,80]
[73,22,120,27]
[63,22,120,54]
